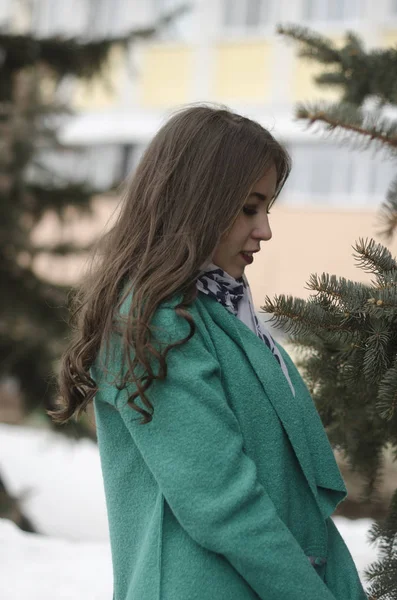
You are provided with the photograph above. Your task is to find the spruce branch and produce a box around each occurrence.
[363,321,392,384]
[262,294,356,341]
[25,182,112,222]
[0,4,188,82]
[377,358,397,421]
[262,295,310,335]
[366,279,397,318]
[366,489,397,599]
[378,176,397,241]
[296,103,397,154]
[278,24,397,105]
[353,238,397,275]
[373,270,397,292]
[277,24,339,64]
[305,272,372,312]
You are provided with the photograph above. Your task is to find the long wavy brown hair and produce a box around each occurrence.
[52,105,291,425]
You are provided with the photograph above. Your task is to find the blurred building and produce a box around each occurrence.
[4,0,397,303]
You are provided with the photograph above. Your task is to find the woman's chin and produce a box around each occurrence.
[226,266,245,280]
[211,258,245,280]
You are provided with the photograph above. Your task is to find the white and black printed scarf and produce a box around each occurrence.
[196,263,295,396]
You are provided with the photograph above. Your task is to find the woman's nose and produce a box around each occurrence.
[253,216,272,241]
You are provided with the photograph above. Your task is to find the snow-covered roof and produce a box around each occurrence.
[59,109,325,146]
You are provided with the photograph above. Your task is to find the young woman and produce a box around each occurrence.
[54,106,367,600]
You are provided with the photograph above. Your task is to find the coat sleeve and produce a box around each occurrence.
[113,307,338,600]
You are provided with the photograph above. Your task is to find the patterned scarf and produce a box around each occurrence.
[196,263,295,396]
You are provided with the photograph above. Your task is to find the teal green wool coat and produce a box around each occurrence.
[93,292,367,600]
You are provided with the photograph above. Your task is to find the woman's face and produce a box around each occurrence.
[212,165,277,279]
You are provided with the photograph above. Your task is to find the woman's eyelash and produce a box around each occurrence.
[243,207,271,216]
[243,207,257,215]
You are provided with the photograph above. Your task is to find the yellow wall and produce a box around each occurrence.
[73,44,125,110]
[33,201,397,309]
[212,41,272,103]
[247,207,396,306]
[140,45,193,107]
[380,30,397,47]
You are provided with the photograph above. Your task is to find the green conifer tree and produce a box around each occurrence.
[268,25,397,598]
[0,3,187,529]
[0,9,183,434]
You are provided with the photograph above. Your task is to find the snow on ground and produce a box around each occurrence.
[0,424,378,599]
[0,518,112,600]
[0,424,108,541]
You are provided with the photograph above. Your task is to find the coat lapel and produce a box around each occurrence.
[199,295,319,497]
[198,295,346,508]
[276,345,347,516]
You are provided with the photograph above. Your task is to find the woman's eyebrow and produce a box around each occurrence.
[249,192,267,201]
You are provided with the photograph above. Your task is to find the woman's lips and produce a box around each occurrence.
[240,252,254,264]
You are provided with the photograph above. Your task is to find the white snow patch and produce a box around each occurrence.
[0,424,108,541]
[0,518,112,600]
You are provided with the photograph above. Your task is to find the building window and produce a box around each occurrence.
[327,0,344,20]
[246,0,263,26]
[302,0,361,22]
[0,0,11,28]
[153,0,195,39]
[283,142,339,200]
[302,0,314,20]
[28,144,136,190]
[31,0,87,37]
[118,144,140,181]
[283,142,395,208]
[222,0,272,29]
[29,0,191,40]
[30,0,142,39]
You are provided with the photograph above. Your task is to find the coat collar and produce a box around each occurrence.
[196,294,346,509]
